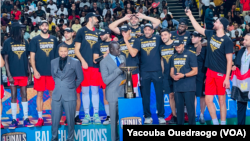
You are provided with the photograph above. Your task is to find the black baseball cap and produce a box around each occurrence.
[218,17,229,31]
[120,24,131,31]
[11,21,26,28]
[40,20,48,26]
[144,23,153,29]
[99,28,111,36]
[173,39,184,47]
[191,31,202,37]
[179,18,188,25]
[85,12,100,21]
[64,27,74,32]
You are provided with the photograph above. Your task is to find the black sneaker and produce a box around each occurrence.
[75,115,82,125]
[64,119,67,126]
[168,116,177,124]
[103,116,110,125]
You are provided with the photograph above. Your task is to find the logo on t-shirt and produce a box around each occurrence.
[161,48,174,63]
[141,41,156,56]
[11,44,26,59]
[210,37,222,52]
[68,48,75,58]
[85,34,98,48]
[174,58,186,73]
[100,45,109,54]
[39,42,54,56]
[120,43,134,58]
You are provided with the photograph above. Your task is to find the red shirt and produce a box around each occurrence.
[11,10,21,20]
[240,0,250,11]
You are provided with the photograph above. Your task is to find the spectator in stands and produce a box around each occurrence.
[80,11,86,24]
[57,14,67,24]
[136,1,147,14]
[90,2,102,15]
[90,0,102,9]
[15,0,22,10]
[31,12,41,24]
[159,0,168,14]
[1,0,13,13]
[35,1,46,12]
[57,4,69,18]
[1,14,10,29]
[185,0,193,11]
[68,3,80,20]
[23,27,30,40]
[205,2,215,30]
[243,23,250,36]
[48,16,56,32]
[72,18,82,33]
[227,22,235,32]
[149,8,160,19]
[244,11,250,25]
[112,0,124,9]
[114,3,123,16]
[30,25,41,39]
[80,0,90,11]
[231,22,243,38]
[27,0,35,12]
[102,0,112,9]
[217,5,227,18]
[145,0,153,9]
[47,0,58,16]
[11,5,21,20]
[240,0,250,17]
[213,0,224,14]
[124,0,135,8]
[24,6,32,15]
[200,0,210,21]
[21,13,32,26]
[36,5,46,18]
[103,3,113,17]
[161,9,179,29]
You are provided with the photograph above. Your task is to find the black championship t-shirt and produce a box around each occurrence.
[161,42,175,78]
[119,38,141,74]
[57,41,77,58]
[93,41,110,68]
[171,30,192,47]
[29,35,58,76]
[205,30,233,74]
[2,38,29,77]
[185,44,197,54]
[170,49,198,92]
[139,34,162,72]
[75,26,99,67]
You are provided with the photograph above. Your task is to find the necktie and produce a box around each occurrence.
[115,57,120,67]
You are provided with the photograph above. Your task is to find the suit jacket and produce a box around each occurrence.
[51,57,83,101]
[234,47,250,70]
[100,54,126,102]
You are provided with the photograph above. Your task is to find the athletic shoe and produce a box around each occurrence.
[82,114,91,125]
[23,118,34,127]
[199,114,205,124]
[64,119,68,126]
[144,117,153,124]
[184,113,188,122]
[35,118,44,126]
[103,116,110,125]
[75,115,82,125]
[165,113,173,121]
[158,117,166,124]
[168,116,177,124]
[93,113,101,124]
[0,120,4,129]
[9,119,18,129]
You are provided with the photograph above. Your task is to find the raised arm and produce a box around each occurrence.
[109,14,133,35]
[185,9,205,36]
[136,13,161,29]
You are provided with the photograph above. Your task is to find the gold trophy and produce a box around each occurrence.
[120,66,138,98]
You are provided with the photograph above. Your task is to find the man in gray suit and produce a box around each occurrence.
[51,43,84,141]
[100,41,126,141]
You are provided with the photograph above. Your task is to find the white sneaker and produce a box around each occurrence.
[103,116,110,125]
[144,117,153,124]
[158,117,166,124]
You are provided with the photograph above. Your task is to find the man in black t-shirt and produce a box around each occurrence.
[75,12,101,125]
[170,18,192,48]
[57,28,82,125]
[170,41,198,125]
[189,31,207,124]
[93,28,112,125]
[29,20,58,126]
[2,22,33,129]
[0,54,4,129]
[160,28,177,124]
[186,9,233,125]
[118,24,141,97]
[109,13,161,38]
[139,23,166,125]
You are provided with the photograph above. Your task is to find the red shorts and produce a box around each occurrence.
[205,68,226,95]
[81,67,100,86]
[1,85,4,99]
[132,74,139,87]
[7,76,28,86]
[34,76,55,91]
[99,72,106,89]
[76,85,81,93]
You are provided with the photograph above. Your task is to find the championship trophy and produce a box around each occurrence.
[120,66,138,98]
